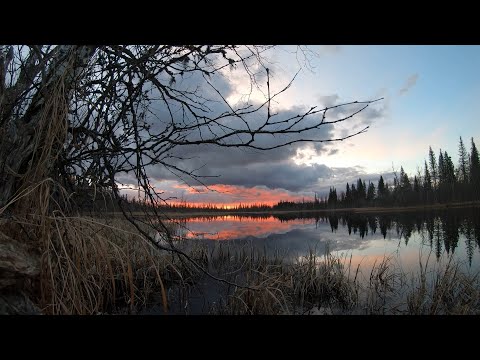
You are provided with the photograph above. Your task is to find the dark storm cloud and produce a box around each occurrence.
[204,162,334,192]
[148,160,333,192]
[129,69,387,194]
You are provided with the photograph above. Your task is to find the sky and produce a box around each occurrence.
[122,45,480,207]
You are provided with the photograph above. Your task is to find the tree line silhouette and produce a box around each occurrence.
[324,136,480,208]
[284,135,480,210]
[78,136,480,213]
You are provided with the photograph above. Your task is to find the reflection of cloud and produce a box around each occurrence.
[180,216,312,240]
[399,73,419,95]
[182,218,377,263]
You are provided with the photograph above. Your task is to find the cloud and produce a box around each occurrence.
[149,159,334,192]
[119,161,396,205]
[138,92,385,197]
[317,93,386,125]
[113,59,388,204]
[399,73,419,95]
[318,94,340,108]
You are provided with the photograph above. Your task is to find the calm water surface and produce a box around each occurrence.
[172,208,480,274]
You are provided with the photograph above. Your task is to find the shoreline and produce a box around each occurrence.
[100,201,480,218]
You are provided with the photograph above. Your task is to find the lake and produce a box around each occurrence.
[171,207,480,276]
[145,207,480,314]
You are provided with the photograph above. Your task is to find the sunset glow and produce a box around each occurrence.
[166,183,308,207]
[121,46,480,207]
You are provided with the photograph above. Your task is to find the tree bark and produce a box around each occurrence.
[0,45,96,209]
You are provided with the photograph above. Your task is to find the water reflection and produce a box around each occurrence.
[169,208,480,268]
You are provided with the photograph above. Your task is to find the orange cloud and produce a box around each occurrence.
[170,184,308,207]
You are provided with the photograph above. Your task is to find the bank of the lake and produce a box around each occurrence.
[102,200,480,219]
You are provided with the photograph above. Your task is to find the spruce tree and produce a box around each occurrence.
[470,138,480,200]
[345,183,351,206]
[438,150,445,202]
[413,175,420,194]
[444,151,456,201]
[378,176,385,196]
[367,181,376,204]
[429,146,438,191]
[458,136,469,183]
[423,160,432,203]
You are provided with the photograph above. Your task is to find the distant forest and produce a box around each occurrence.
[318,136,480,209]
[79,136,480,213]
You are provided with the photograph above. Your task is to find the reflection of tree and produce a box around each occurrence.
[434,217,443,260]
[441,213,459,254]
[425,214,434,248]
[368,215,377,235]
[358,216,368,239]
[394,214,415,245]
[378,215,392,239]
[473,212,480,249]
[415,214,423,233]
[328,214,338,232]
[206,208,480,266]
[463,220,475,267]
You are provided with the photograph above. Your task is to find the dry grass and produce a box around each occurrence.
[203,242,480,315]
[0,58,200,315]
[0,178,202,315]
[406,258,480,315]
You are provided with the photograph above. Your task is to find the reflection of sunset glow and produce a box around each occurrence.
[180,216,315,240]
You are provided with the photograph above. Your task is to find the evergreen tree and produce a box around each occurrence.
[378,176,386,197]
[357,178,366,204]
[400,167,411,190]
[351,184,357,206]
[470,138,480,199]
[400,167,411,204]
[429,146,437,185]
[438,150,445,201]
[413,175,420,198]
[345,183,351,206]
[328,187,338,207]
[438,150,445,183]
[429,146,438,202]
[384,181,391,203]
[423,160,432,203]
[366,181,376,204]
[444,150,456,201]
[458,136,469,183]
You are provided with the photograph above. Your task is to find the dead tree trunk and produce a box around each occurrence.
[0,45,96,210]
